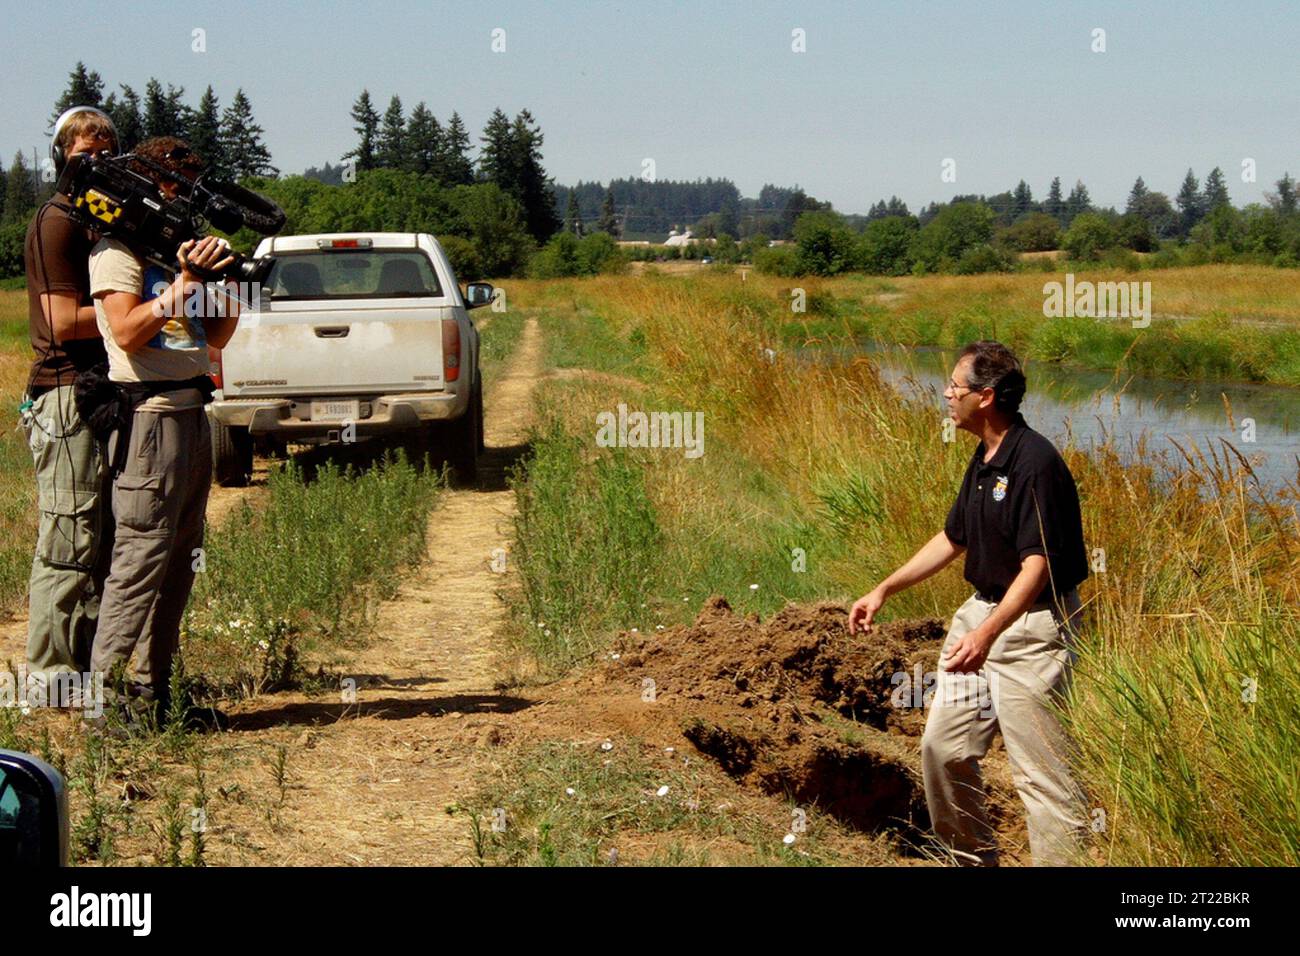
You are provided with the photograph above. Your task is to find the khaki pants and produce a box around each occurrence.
[920,590,1088,866]
[90,404,211,703]
[23,385,113,683]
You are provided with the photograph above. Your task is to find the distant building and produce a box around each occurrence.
[663,228,694,248]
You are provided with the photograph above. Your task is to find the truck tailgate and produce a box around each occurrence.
[223,301,450,397]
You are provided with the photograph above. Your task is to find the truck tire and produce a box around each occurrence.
[475,375,485,453]
[447,379,481,483]
[211,418,254,487]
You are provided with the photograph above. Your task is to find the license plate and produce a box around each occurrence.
[311,400,361,422]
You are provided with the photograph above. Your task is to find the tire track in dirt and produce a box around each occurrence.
[208,316,543,865]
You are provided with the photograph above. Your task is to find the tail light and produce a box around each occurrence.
[441,318,460,383]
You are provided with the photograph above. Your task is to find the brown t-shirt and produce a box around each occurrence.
[25,197,108,389]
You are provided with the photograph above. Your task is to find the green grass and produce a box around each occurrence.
[477,306,527,388]
[536,298,648,376]
[507,378,851,673]
[0,415,36,614]
[508,410,661,669]
[183,451,441,696]
[1069,600,1300,866]
[456,738,845,866]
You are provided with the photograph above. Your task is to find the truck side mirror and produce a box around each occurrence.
[465,282,494,309]
[0,750,69,867]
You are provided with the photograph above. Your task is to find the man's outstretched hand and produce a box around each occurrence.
[848,586,887,635]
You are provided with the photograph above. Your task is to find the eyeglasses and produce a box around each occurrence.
[945,379,976,396]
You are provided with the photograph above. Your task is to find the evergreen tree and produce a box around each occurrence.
[717,194,738,237]
[343,90,380,172]
[0,157,6,223]
[869,195,911,219]
[4,151,36,224]
[1065,180,1091,223]
[599,186,620,237]
[780,189,825,237]
[143,79,187,137]
[1129,191,1180,240]
[143,79,167,137]
[1045,176,1065,222]
[167,84,191,138]
[1176,168,1204,234]
[565,190,583,235]
[1126,176,1148,213]
[378,95,406,170]
[221,89,277,179]
[1274,173,1297,215]
[104,84,144,151]
[477,108,514,187]
[1202,167,1230,211]
[406,102,442,175]
[1012,179,1034,218]
[187,86,227,176]
[303,162,345,186]
[50,62,105,125]
[480,107,559,238]
[442,112,474,185]
[508,110,559,241]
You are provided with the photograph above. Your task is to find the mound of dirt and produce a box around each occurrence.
[597,597,950,837]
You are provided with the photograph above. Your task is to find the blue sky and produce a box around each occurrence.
[2,0,1296,213]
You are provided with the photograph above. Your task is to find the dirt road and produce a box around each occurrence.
[190,316,545,865]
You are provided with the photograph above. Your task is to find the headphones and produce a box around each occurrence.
[50,105,119,173]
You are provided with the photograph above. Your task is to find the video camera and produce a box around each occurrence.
[54,150,286,284]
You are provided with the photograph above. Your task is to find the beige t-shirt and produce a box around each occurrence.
[89,238,210,411]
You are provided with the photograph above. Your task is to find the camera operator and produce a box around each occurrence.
[21,106,119,703]
[86,136,242,727]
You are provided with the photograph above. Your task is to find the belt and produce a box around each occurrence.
[976,588,1079,614]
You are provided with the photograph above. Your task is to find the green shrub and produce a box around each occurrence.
[953,243,1015,275]
[999,212,1060,252]
[1061,212,1118,261]
[910,202,995,273]
[753,244,800,277]
[791,211,860,276]
[0,221,25,279]
[858,215,918,274]
[438,234,483,281]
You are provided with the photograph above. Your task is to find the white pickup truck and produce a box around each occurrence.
[207,232,492,485]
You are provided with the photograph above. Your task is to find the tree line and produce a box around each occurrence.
[328,92,559,243]
[754,167,1300,278]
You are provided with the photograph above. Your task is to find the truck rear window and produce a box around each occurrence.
[265,250,443,300]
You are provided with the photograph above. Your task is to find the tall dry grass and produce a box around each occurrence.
[508,272,1300,865]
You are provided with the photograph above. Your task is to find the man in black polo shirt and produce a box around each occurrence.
[849,340,1089,866]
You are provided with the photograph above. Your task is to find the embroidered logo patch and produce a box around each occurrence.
[992,475,1008,502]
